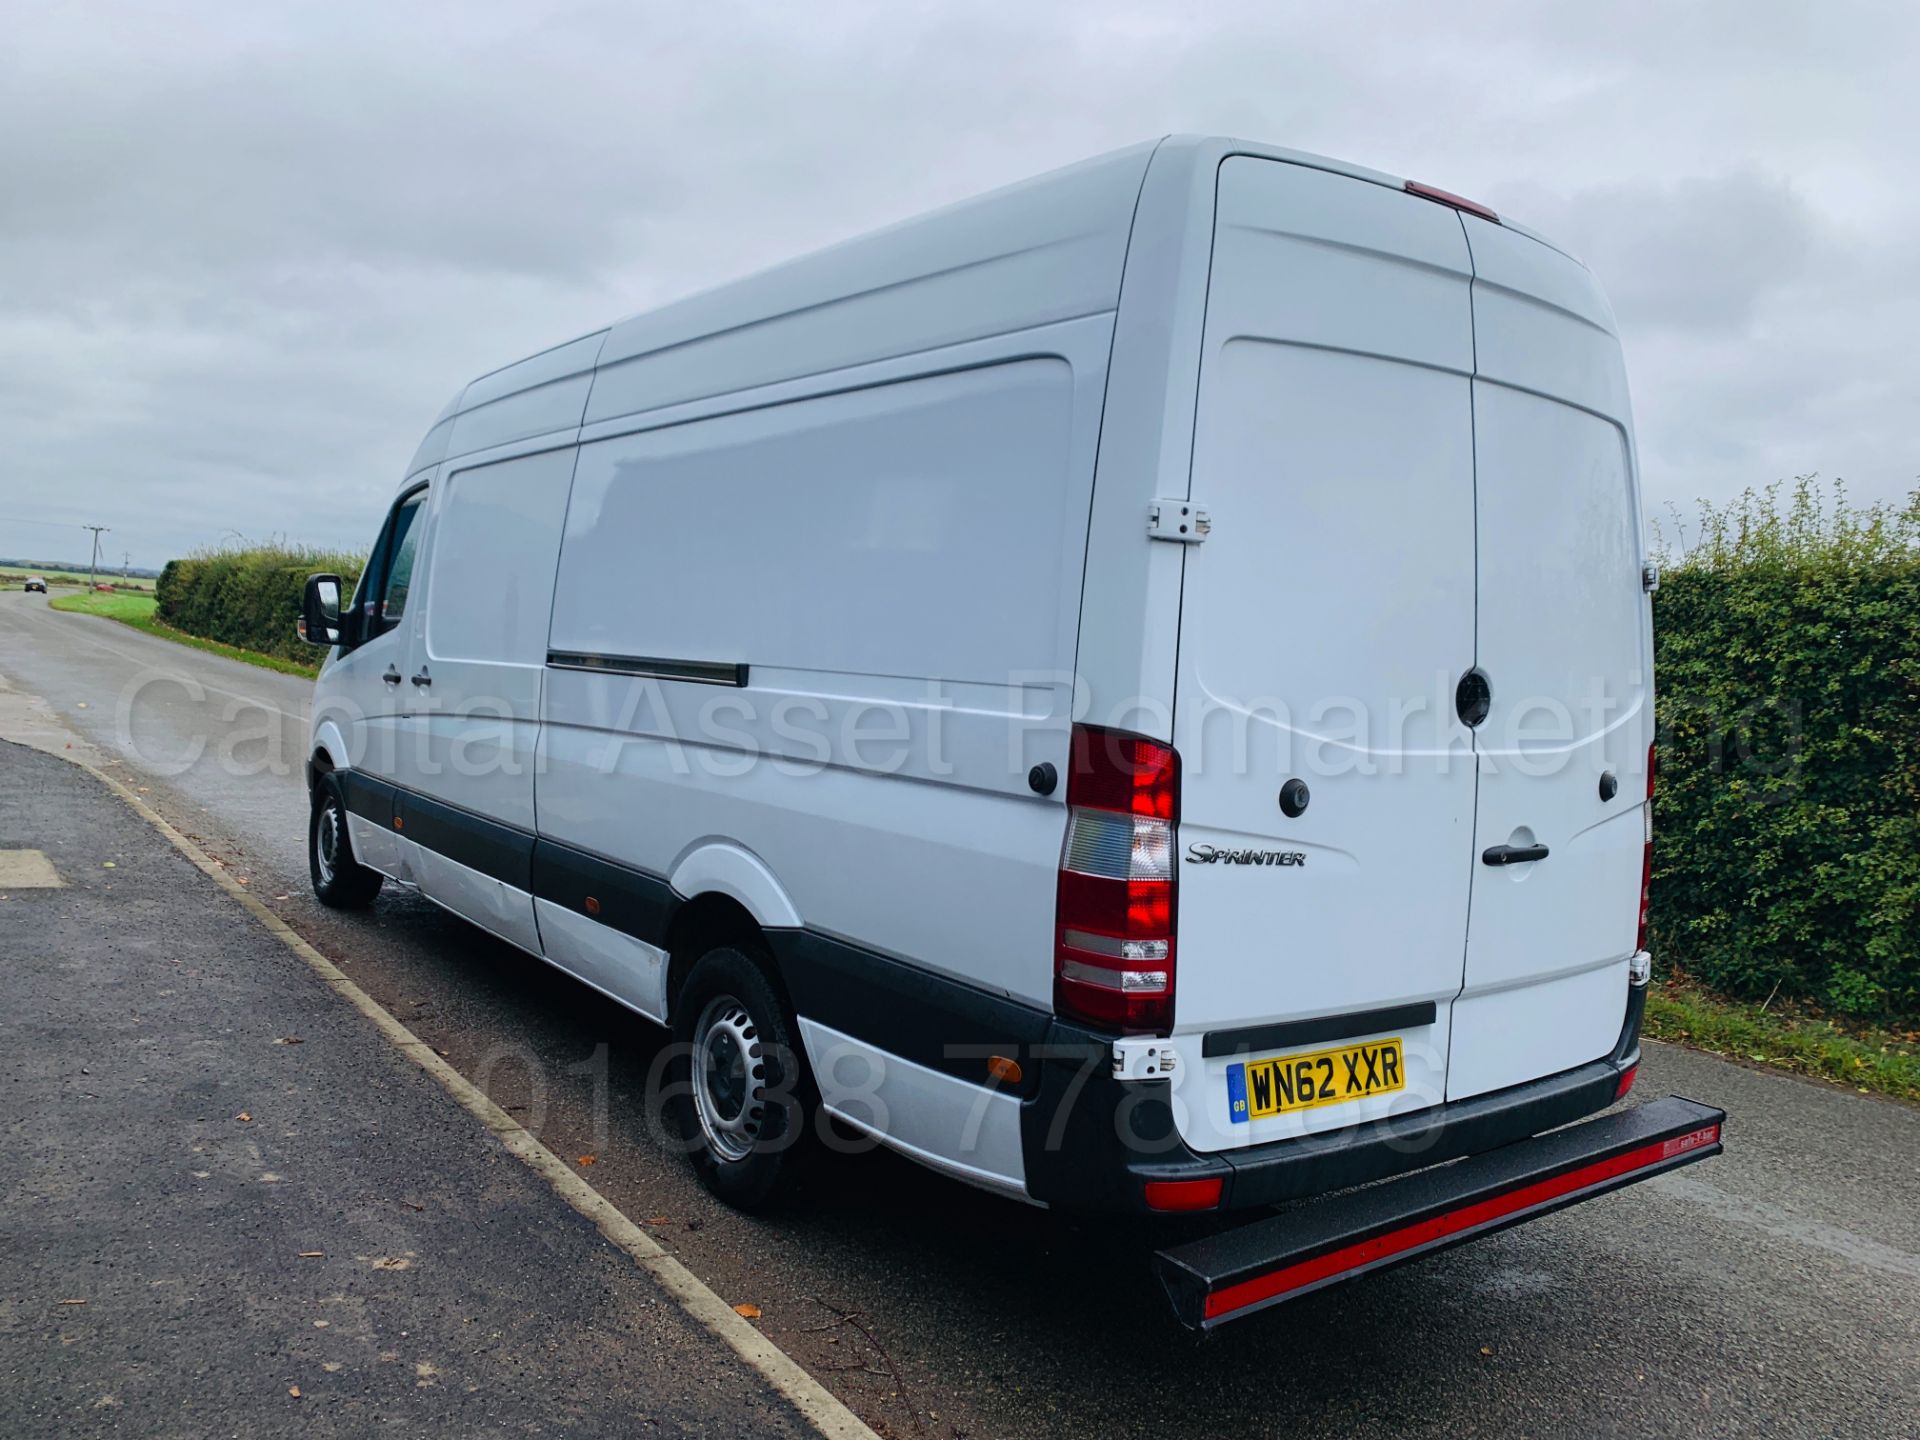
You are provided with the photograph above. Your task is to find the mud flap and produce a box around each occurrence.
[1155,1094,1724,1330]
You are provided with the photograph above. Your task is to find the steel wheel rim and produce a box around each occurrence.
[692,994,766,1164]
[316,798,341,886]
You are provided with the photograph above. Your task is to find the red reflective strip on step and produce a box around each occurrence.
[1203,1124,1721,1321]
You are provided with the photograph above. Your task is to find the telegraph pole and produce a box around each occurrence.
[83,525,108,591]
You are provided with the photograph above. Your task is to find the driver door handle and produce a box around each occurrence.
[411,668,432,687]
[1482,842,1549,866]
[382,666,402,686]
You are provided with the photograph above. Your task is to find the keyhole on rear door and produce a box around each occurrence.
[1455,668,1492,728]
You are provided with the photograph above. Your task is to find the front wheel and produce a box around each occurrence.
[667,947,810,1210]
[308,772,384,909]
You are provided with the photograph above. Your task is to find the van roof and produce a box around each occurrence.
[409,137,1584,478]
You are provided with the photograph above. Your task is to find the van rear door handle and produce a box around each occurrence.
[382,666,402,686]
[1483,843,1549,866]
[410,668,432,687]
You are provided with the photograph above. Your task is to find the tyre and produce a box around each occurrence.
[667,946,810,1210]
[308,771,384,909]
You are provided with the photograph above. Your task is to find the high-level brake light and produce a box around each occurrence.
[1404,180,1500,224]
[1054,725,1179,1032]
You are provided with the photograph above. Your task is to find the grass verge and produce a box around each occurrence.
[50,592,321,679]
[1645,973,1919,1103]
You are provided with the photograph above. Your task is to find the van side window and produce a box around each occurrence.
[379,493,425,623]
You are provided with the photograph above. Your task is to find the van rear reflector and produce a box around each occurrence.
[1405,180,1500,224]
[1144,1177,1223,1213]
[1154,1095,1724,1329]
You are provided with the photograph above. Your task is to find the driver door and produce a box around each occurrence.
[322,481,428,876]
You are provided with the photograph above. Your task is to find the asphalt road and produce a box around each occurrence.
[4,589,1918,1439]
[1,739,812,1437]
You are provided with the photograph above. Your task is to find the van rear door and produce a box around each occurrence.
[1164,158,1480,1154]
[1447,219,1651,1100]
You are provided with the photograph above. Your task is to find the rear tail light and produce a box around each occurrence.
[1054,725,1179,1032]
[1615,1064,1639,1101]
[1636,742,1656,953]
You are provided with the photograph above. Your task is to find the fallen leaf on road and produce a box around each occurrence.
[288,1386,301,1398]
[102,861,115,869]
[1479,1346,1493,1357]
[273,894,289,900]
[57,1299,87,1306]
[369,1256,413,1271]
[297,1252,324,1259]
[236,1112,252,1123]
[645,1216,672,1225]
[274,1036,304,1046]
[733,1303,762,1319]
[577,1155,595,1166]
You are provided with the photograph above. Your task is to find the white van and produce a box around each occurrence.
[300,137,1722,1326]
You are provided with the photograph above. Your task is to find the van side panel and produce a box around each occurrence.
[408,446,577,834]
[584,146,1151,428]
[538,318,1113,1009]
[552,359,1079,686]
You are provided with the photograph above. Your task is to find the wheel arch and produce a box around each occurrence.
[307,721,351,798]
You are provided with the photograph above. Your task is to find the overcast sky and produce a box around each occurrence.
[2,1,1912,569]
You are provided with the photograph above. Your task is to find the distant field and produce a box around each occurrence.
[48,591,320,678]
[2,567,155,591]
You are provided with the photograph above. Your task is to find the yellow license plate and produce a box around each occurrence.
[1227,1037,1405,1124]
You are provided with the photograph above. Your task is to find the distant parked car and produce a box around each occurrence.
[93,583,114,592]
[23,577,47,593]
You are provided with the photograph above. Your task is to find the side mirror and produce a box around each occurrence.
[299,573,344,648]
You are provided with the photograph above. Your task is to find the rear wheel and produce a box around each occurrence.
[308,771,384,909]
[668,946,809,1210]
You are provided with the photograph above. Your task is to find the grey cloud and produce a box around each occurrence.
[0,0,1914,569]
[1494,172,1818,333]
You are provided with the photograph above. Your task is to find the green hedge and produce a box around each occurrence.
[155,545,365,665]
[1651,479,1920,1019]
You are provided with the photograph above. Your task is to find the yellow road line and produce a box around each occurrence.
[73,755,879,1440]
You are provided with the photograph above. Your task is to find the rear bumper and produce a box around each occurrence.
[1155,1092,1723,1329]
[1022,978,1645,1213]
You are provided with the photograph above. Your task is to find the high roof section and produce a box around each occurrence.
[405,136,1581,478]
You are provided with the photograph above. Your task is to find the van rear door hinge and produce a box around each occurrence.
[1113,1037,1178,1080]
[1148,499,1210,544]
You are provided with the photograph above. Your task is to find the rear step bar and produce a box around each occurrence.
[1155,1095,1724,1330]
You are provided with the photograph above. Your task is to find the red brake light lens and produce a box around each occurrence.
[1066,725,1179,820]
[1055,725,1179,1033]
[1405,180,1500,224]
